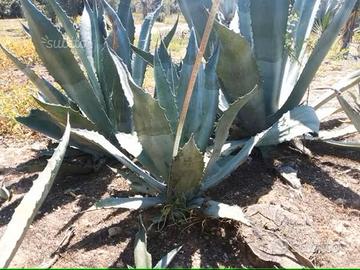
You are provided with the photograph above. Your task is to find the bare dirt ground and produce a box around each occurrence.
[1,19,360,268]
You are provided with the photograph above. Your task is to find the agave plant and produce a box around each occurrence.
[178,0,357,146]
[310,70,360,148]
[0,0,170,155]
[314,0,342,35]
[73,21,265,224]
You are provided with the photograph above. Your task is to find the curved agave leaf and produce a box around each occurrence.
[279,0,320,108]
[205,86,258,175]
[214,22,265,136]
[337,94,360,132]
[130,79,174,182]
[17,109,65,141]
[131,44,155,67]
[168,137,204,199]
[99,43,132,133]
[90,196,164,211]
[132,2,163,86]
[117,0,136,45]
[20,0,115,140]
[0,121,70,268]
[249,0,290,115]
[202,132,265,191]
[134,217,152,269]
[154,43,179,133]
[17,110,105,156]
[72,129,166,192]
[130,19,179,69]
[258,106,320,147]
[322,140,360,150]
[102,0,132,70]
[163,16,179,48]
[154,246,182,269]
[47,0,106,109]
[314,70,360,110]
[195,44,220,151]
[195,198,250,225]
[0,45,68,106]
[33,97,97,130]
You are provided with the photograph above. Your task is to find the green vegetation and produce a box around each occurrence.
[1,0,360,268]
[179,0,356,143]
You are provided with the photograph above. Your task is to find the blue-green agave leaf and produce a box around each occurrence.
[258,106,320,147]
[134,217,152,269]
[130,79,174,182]
[163,15,179,48]
[72,129,166,192]
[80,1,96,69]
[102,0,132,70]
[205,86,258,175]
[47,0,105,109]
[178,0,215,57]
[99,43,132,133]
[132,2,163,86]
[202,132,265,191]
[16,110,105,156]
[168,137,204,199]
[175,30,204,146]
[157,41,180,90]
[111,48,174,182]
[109,56,166,180]
[279,0,321,108]
[214,22,265,137]
[249,0,290,115]
[337,94,360,132]
[131,44,155,67]
[17,109,64,141]
[20,0,115,140]
[154,246,182,269]
[154,44,179,132]
[82,1,106,79]
[117,0,136,45]
[195,44,220,151]
[33,97,97,131]
[237,0,253,45]
[198,199,250,225]
[90,196,164,210]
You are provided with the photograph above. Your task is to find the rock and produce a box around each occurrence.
[276,165,302,189]
[108,227,122,237]
[31,142,45,152]
[332,221,348,236]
